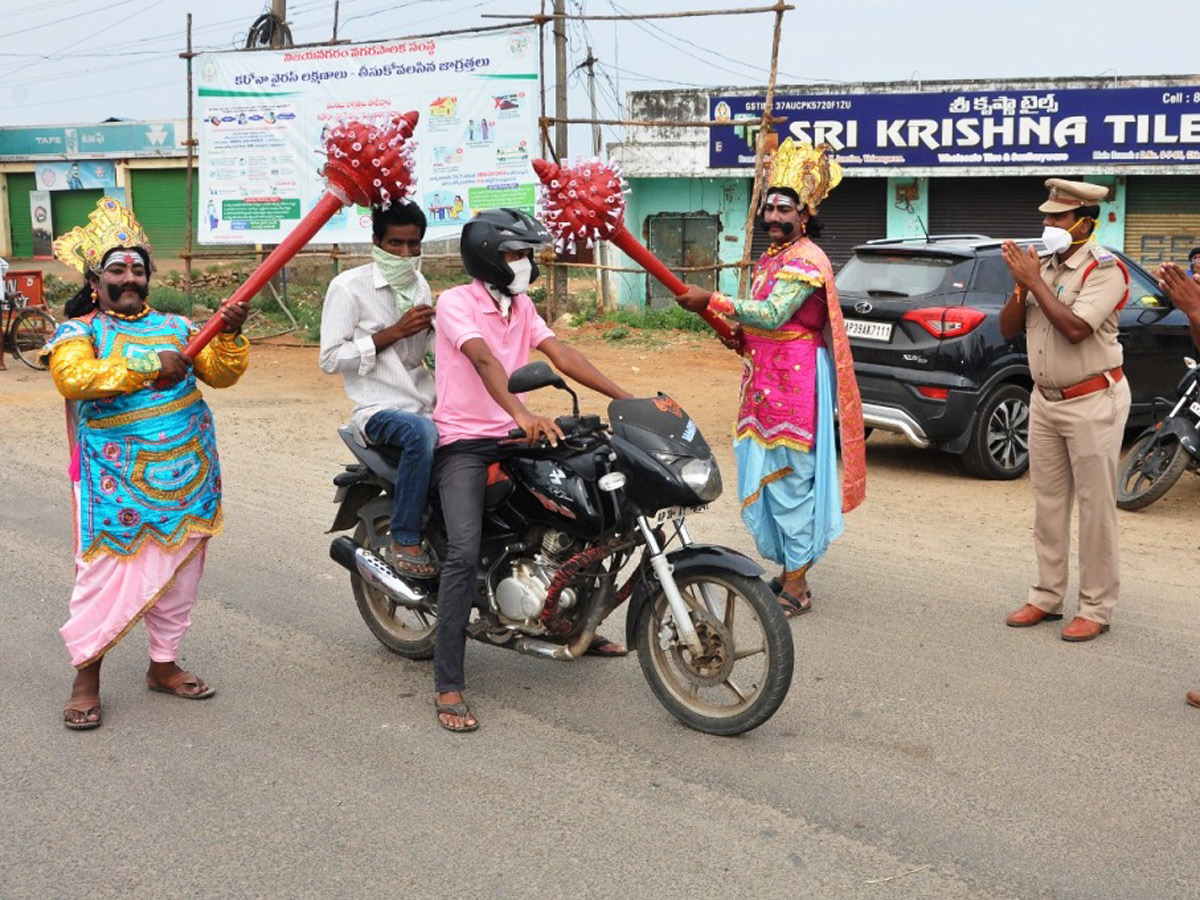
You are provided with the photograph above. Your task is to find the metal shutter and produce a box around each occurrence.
[1123,175,1200,268]
[928,176,1052,241]
[749,176,887,271]
[52,189,105,242]
[130,169,191,258]
[5,173,35,257]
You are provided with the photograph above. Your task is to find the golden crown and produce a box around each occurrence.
[766,139,843,214]
[53,196,152,274]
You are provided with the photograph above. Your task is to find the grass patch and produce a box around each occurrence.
[572,304,709,333]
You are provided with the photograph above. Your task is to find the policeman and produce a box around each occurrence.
[998,178,1131,642]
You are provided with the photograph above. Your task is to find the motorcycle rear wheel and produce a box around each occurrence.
[1117,431,1187,511]
[351,519,437,659]
[635,567,793,736]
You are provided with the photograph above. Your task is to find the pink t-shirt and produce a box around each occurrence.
[433,279,555,446]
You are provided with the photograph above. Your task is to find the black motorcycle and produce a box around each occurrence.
[328,361,793,735]
[1117,357,1200,510]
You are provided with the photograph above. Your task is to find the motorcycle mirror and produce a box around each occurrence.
[507,360,566,394]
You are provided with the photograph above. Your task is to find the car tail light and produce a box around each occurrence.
[902,306,987,338]
[916,385,949,400]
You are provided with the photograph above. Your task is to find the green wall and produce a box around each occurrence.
[617,176,750,309]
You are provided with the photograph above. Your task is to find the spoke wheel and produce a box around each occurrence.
[12,308,56,370]
[1117,430,1187,511]
[635,567,793,736]
[351,518,437,659]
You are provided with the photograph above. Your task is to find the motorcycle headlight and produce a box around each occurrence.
[680,457,722,502]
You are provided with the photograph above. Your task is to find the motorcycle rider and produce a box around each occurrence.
[429,208,632,732]
[319,201,439,578]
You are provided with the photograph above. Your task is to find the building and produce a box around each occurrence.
[610,75,1200,308]
[0,120,197,261]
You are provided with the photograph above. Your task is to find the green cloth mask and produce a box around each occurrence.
[372,246,423,310]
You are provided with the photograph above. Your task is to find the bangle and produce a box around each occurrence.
[707,291,735,317]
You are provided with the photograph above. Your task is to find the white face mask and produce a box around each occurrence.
[507,257,533,296]
[1040,226,1072,255]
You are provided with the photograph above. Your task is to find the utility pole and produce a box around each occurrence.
[270,0,287,48]
[578,46,612,311]
[551,0,568,319]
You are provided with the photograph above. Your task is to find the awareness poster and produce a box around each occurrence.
[193,28,539,244]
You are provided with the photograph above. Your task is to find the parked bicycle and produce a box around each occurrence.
[1,289,57,370]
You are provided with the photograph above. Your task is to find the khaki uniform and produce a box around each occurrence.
[1025,242,1130,624]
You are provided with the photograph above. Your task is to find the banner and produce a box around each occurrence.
[710,85,1200,169]
[193,28,540,244]
[36,160,117,191]
[29,191,52,258]
[0,122,177,160]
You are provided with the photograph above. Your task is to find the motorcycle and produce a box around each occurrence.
[327,361,794,735]
[1117,357,1200,510]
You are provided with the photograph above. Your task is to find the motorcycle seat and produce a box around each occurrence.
[337,426,399,484]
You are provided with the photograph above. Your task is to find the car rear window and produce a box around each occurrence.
[836,254,972,298]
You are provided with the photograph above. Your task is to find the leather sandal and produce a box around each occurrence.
[146,670,216,699]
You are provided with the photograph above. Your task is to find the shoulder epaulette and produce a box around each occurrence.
[1089,245,1117,267]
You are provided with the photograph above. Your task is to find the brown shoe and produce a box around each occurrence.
[1060,617,1109,642]
[1186,690,1200,709]
[1005,603,1063,628]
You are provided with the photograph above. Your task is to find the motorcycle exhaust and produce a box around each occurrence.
[329,536,434,612]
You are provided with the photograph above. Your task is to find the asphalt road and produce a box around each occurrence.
[3,351,1200,899]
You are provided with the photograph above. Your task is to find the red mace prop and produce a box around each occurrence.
[531,156,735,343]
[182,111,421,358]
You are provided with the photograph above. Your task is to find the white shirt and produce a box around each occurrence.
[318,261,436,438]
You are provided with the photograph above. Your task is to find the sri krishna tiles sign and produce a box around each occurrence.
[709,85,1200,168]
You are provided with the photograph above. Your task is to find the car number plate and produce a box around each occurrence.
[650,504,706,524]
[1190,401,1200,417]
[844,318,893,342]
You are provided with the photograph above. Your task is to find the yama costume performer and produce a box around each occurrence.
[679,140,866,616]
[46,197,249,730]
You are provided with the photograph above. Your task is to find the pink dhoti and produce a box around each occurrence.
[60,534,208,669]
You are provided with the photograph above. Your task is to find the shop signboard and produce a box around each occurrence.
[710,84,1200,169]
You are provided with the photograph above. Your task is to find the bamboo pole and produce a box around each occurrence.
[181,13,194,302]
[738,0,786,297]
[483,4,794,22]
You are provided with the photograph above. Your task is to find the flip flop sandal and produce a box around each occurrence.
[584,635,628,657]
[435,699,479,733]
[146,670,216,699]
[386,546,440,580]
[63,696,102,731]
[778,590,812,619]
[768,577,783,595]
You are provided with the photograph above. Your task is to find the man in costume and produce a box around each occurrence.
[430,208,632,732]
[999,179,1130,642]
[676,139,866,618]
[320,200,438,578]
[45,197,249,730]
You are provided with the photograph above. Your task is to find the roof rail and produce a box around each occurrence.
[864,234,992,246]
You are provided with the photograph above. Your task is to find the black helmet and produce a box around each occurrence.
[460,208,553,293]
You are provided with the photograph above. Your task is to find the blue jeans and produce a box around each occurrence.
[363,409,438,546]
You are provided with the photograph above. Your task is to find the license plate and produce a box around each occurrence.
[844,318,893,342]
[650,504,706,524]
[1190,401,1200,417]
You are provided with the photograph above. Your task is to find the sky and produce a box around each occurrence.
[1,0,1197,148]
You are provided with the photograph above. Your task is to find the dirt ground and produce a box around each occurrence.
[4,322,1199,588]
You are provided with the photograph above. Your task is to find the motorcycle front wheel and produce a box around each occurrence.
[635,567,793,736]
[1117,430,1188,511]
[350,519,437,659]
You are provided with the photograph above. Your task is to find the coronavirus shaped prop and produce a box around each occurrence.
[322,110,420,209]
[533,156,735,343]
[532,156,628,254]
[182,112,421,361]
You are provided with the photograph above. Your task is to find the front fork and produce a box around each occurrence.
[636,515,704,653]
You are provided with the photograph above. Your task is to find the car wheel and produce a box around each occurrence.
[962,383,1030,480]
